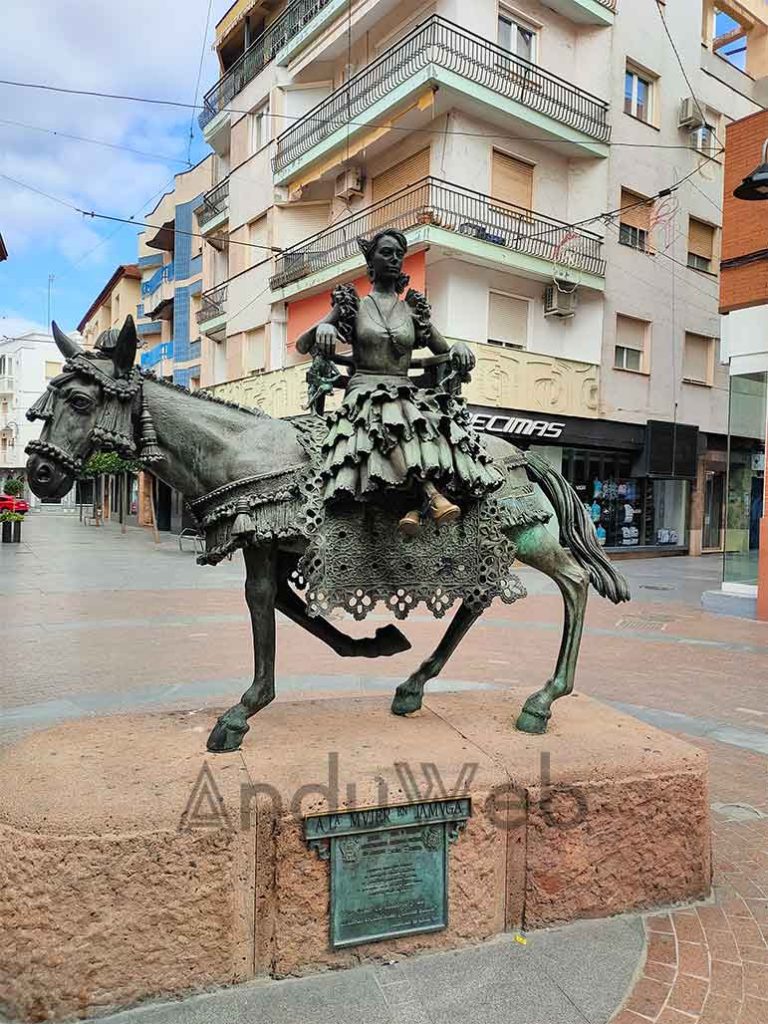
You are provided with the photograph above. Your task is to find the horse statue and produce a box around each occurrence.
[25,314,629,753]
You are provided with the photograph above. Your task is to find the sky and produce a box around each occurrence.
[0,0,232,338]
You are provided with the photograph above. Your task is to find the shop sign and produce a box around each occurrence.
[468,413,566,441]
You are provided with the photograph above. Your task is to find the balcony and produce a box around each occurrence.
[197,180,230,235]
[199,0,339,131]
[142,266,174,318]
[270,177,605,295]
[140,342,174,369]
[544,0,616,25]
[273,16,610,183]
[197,284,228,340]
[0,375,15,396]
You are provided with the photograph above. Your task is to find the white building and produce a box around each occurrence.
[194,0,765,555]
[0,332,75,506]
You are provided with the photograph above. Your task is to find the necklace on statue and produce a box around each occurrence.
[368,293,406,355]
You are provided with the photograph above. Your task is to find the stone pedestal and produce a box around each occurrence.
[0,691,711,1021]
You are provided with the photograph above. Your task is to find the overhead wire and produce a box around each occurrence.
[0,118,192,166]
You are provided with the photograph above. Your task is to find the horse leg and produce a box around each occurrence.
[512,524,589,735]
[207,544,278,753]
[391,602,482,715]
[275,578,411,658]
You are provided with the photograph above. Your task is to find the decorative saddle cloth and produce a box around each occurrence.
[188,416,551,621]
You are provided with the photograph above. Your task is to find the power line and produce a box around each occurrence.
[0,74,728,152]
[0,118,192,166]
[188,0,215,165]
[0,172,283,252]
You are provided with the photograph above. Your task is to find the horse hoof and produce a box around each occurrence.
[375,625,412,657]
[207,713,250,753]
[391,687,423,716]
[515,703,551,735]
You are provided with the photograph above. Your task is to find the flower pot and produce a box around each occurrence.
[1,522,11,544]
[12,521,21,543]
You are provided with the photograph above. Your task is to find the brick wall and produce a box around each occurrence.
[721,109,768,312]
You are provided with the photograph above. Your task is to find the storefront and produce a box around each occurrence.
[723,371,766,589]
[468,407,697,554]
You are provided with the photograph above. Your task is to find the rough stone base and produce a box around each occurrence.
[0,691,711,1022]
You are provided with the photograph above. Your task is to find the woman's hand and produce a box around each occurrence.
[314,323,338,358]
[450,341,475,374]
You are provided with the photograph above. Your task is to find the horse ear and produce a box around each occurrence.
[52,321,83,360]
[113,316,137,376]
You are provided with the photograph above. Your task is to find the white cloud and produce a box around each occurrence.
[0,313,49,338]
[0,0,231,263]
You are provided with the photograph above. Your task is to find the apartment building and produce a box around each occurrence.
[77,264,141,350]
[0,331,74,505]
[195,0,762,555]
[135,157,214,531]
[136,157,214,392]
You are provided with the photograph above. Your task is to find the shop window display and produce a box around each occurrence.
[562,449,689,550]
[724,372,766,587]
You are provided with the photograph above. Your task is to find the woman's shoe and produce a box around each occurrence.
[429,493,460,527]
[399,509,422,536]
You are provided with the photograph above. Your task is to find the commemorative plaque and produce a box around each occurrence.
[305,798,471,949]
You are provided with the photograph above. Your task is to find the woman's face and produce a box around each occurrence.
[370,235,405,283]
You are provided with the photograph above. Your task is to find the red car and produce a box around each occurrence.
[0,494,29,514]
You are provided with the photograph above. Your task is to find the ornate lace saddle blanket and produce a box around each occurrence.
[189,416,551,621]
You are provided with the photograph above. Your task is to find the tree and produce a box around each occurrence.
[3,477,24,497]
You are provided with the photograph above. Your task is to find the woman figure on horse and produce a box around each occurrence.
[297,230,501,535]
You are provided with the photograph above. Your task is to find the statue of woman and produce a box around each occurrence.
[297,230,502,535]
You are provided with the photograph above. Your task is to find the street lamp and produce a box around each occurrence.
[733,138,768,200]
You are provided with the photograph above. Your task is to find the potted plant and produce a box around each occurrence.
[0,510,23,543]
[4,477,24,501]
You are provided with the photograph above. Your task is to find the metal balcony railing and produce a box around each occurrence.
[596,0,617,10]
[274,16,610,174]
[197,284,228,324]
[270,177,605,290]
[199,0,337,129]
[141,264,173,298]
[198,180,230,229]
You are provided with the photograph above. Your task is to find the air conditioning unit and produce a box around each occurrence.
[678,97,706,131]
[335,167,364,200]
[544,284,578,319]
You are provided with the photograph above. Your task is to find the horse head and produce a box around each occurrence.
[26,317,140,500]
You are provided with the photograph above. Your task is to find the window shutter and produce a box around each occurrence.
[684,332,711,383]
[620,189,651,232]
[372,148,431,204]
[688,218,714,259]
[616,315,647,351]
[278,204,330,249]
[492,152,534,210]
[488,293,529,347]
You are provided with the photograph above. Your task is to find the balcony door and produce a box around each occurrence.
[371,148,431,231]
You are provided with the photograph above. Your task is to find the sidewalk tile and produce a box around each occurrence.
[625,978,673,1019]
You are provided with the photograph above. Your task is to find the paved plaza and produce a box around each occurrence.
[1,509,767,1024]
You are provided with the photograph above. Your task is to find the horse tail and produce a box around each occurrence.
[524,451,631,604]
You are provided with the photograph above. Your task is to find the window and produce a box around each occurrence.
[713,8,748,73]
[624,64,654,124]
[687,217,716,273]
[0,355,9,375]
[248,215,268,268]
[372,149,430,204]
[44,361,62,380]
[245,327,267,373]
[683,332,714,385]
[615,315,648,373]
[113,294,120,322]
[189,376,200,392]
[498,11,537,63]
[619,189,652,252]
[488,292,529,349]
[491,150,534,212]
[250,101,270,154]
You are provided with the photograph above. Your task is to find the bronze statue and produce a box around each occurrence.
[296,230,500,535]
[26,294,629,754]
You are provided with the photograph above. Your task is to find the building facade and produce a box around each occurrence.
[194,0,765,555]
[77,265,142,349]
[0,332,73,505]
[711,107,768,620]
[136,157,214,392]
